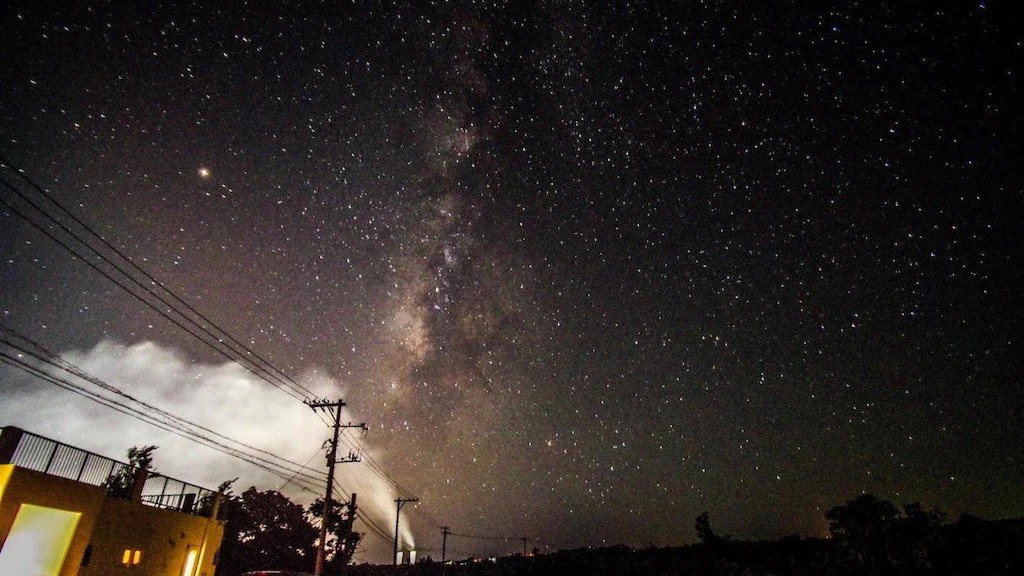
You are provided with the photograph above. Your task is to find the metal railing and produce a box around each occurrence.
[0,426,216,517]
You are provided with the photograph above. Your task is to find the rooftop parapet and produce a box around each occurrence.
[0,425,218,517]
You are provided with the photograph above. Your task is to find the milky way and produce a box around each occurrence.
[1,0,1021,564]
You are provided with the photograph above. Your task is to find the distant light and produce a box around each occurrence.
[197,167,211,179]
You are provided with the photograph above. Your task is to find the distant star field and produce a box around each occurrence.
[1,0,1021,564]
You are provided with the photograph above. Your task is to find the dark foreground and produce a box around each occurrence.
[345,514,1023,576]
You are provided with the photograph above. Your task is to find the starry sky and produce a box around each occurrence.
[1,0,1021,565]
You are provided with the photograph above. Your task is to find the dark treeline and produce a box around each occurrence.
[340,495,1023,576]
[213,482,360,576]
[201,488,1021,575]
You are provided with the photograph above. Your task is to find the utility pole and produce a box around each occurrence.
[393,497,419,565]
[306,398,366,576]
[441,526,451,563]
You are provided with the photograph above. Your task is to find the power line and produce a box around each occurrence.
[336,428,419,500]
[305,399,364,576]
[0,157,433,488]
[355,509,395,547]
[0,337,326,494]
[0,157,439,557]
[0,186,310,403]
[410,500,445,529]
[4,327,561,557]
[0,349,324,493]
[393,497,419,565]
[278,448,323,492]
[449,532,524,542]
[0,352,323,495]
[1,333,435,561]
[324,477,405,553]
[0,157,315,401]
[0,324,320,475]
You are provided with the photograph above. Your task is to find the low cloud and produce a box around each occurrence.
[0,338,411,562]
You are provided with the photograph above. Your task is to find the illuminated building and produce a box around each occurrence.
[0,426,224,576]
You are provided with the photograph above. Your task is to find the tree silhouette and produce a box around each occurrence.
[103,445,157,499]
[217,487,319,575]
[695,511,718,544]
[827,494,899,574]
[826,494,946,576]
[197,477,236,517]
[891,502,946,574]
[307,496,362,569]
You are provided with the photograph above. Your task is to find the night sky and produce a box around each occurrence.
[1,0,1021,565]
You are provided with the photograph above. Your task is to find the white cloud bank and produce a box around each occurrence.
[0,339,412,562]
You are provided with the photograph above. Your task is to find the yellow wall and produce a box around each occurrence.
[0,465,224,576]
[0,464,105,576]
[80,496,223,576]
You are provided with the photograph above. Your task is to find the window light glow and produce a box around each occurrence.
[122,548,142,566]
[181,547,199,576]
[0,504,81,576]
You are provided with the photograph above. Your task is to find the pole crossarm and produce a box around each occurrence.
[393,497,419,565]
[305,399,364,576]
[305,398,346,410]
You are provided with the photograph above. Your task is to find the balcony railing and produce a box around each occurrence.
[0,426,216,517]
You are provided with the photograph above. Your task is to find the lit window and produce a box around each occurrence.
[121,549,142,566]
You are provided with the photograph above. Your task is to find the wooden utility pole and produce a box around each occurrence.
[306,398,365,576]
[393,497,419,564]
[441,526,451,563]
